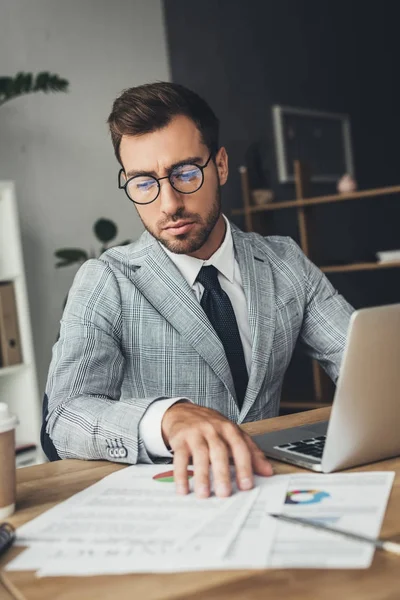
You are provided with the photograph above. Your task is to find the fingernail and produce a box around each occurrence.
[216,483,230,497]
[196,485,209,498]
[176,484,187,495]
[240,477,253,490]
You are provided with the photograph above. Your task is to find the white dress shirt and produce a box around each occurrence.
[139,215,252,457]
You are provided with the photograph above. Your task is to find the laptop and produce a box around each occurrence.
[252,303,400,472]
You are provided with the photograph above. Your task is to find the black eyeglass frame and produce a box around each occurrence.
[118,152,214,205]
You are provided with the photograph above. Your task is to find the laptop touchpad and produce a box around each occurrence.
[307,421,329,436]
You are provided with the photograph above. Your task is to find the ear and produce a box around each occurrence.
[215,147,229,186]
[118,168,127,188]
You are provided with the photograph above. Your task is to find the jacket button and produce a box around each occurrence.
[118,447,127,458]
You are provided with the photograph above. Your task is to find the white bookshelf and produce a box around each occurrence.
[0,181,42,460]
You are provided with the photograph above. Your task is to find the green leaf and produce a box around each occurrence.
[0,72,69,106]
[54,248,88,262]
[94,219,117,243]
[0,76,14,102]
[13,72,32,95]
[33,72,69,93]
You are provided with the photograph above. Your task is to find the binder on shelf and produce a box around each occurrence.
[0,282,23,367]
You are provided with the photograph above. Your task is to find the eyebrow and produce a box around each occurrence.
[126,156,204,179]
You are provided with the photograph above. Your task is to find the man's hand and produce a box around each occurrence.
[161,402,273,498]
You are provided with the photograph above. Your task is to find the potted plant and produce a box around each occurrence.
[54,217,131,268]
[54,218,131,311]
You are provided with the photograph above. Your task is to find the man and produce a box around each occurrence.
[43,82,354,499]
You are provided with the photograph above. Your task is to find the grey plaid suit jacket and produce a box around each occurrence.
[45,222,354,464]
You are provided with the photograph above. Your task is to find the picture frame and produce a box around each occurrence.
[272,105,355,183]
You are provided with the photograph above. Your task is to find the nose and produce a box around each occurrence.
[158,179,184,214]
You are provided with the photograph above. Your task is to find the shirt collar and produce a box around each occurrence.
[160,215,235,287]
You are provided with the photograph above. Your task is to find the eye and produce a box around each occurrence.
[173,166,201,182]
[134,178,157,191]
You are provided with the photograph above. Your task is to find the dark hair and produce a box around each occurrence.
[107,82,219,165]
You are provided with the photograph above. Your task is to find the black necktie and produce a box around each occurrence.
[196,265,248,408]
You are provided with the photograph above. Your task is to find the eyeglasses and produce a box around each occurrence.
[118,152,213,205]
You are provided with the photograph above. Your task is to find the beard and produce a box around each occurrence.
[140,185,222,255]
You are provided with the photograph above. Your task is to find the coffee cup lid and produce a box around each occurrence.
[0,403,18,433]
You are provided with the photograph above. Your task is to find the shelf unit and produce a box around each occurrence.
[0,182,42,459]
[233,160,400,410]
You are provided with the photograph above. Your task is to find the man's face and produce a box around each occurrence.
[119,115,228,256]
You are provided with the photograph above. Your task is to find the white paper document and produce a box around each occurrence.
[6,467,394,576]
[16,465,236,548]
[269,471,395,569]
[10,465,287,575]
[33,475,287,576]
[8,491,262,576]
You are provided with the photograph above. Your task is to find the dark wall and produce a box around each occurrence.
[164,0,400,309]
[164,0,400,402]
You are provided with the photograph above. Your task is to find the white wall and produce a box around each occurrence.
[0,0,170,392]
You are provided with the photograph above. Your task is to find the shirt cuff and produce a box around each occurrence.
[139,397,190,458]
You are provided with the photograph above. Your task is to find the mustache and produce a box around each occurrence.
[158,211,201,228]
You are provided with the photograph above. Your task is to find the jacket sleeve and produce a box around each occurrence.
[44,259,171,465]
[292,241,355,382]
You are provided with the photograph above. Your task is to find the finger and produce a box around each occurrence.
[173,442,191,495]
[208,434,232,497]
[245,436,274,476]
[225,432,254,491]
[191,437,211,498]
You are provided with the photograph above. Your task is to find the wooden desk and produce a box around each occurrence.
[1,408,399,600]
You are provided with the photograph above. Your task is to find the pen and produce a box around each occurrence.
[270,513,400,556]
[0,523,15,557]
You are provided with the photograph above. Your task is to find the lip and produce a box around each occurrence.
[163,221,195,235]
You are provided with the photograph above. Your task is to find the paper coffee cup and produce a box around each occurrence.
[0,403,18,519]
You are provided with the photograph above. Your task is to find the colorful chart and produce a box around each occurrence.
[153,470,194,483]
[285,489,330,505]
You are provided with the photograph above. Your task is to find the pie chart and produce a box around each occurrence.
[153,470,194,483]
[285,489,330,505]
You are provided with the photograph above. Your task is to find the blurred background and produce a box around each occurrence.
[1,0,400,447]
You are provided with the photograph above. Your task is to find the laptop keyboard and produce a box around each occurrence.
[273,435,326,461]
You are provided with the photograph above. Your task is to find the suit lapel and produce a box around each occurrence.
[232,230,276,421]
[127,236,237,402]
